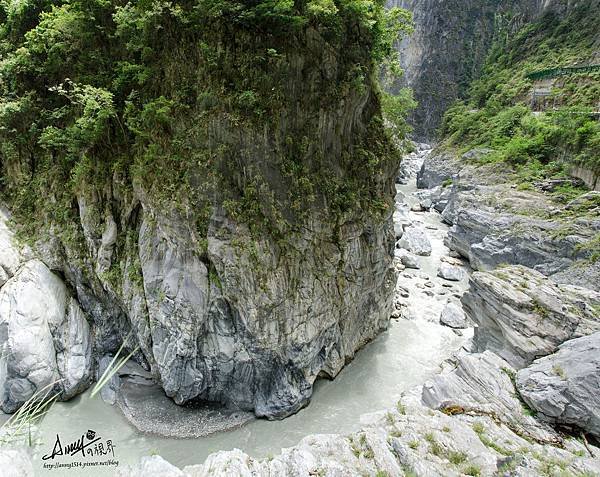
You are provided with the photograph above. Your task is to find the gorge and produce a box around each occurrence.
[1,0,599,476]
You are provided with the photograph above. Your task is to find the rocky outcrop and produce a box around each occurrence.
[0,1,402,420]
[462,265,600,369]
[416,150,460,189]
[446,205,595,276]
[517,332,600,437]
[0,260,93,412]
[422,351,561,443]
[415,148,600,289]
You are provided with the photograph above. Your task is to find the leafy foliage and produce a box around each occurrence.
[440,2,600,190]
[0,0,413,249]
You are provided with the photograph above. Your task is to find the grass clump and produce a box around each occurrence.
[464,464,482,476]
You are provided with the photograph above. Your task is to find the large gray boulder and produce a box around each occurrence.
[437,262,464,282]
[439,301,468,329]
[397,226,432,256]
[396,249,420,269]
[517,332,600,437]
[0,260,92,412]
[462,265,600,369]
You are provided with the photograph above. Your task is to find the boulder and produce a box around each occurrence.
[397,250,420,269]
[439,302,468,329]
[0,260,92,412]
[517,332,600,437]
[397,227,432,256]
[421,351,558,443]
[462,265,600,369]
[437,262,465,282]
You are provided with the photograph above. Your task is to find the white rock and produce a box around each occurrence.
[437,262,465,282]
[117,455,186,477]
[517,332,600,437]
[0,260,92,412]
[397,250,420,269]
[439,302,468,329]
[0,207,21,277]
[397,227,432,256]
[0,448,34,476]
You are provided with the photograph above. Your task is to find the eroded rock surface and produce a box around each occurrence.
[0,260,92,412]
[517,332,600,438]
[462,265,600,369]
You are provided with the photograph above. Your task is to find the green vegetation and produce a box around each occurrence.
[552,364,567,379]
[0,380,61,447]
[463,464,482,476]
[0,0,414,263]
[472,421,513,456]
[440,3,600,195]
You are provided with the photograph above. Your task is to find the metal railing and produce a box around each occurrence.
[526,64,600,81]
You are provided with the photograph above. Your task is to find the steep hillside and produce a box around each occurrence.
[387,0,599,139]
[441,0,600,190]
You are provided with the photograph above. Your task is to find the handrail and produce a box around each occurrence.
[526,64,600,81]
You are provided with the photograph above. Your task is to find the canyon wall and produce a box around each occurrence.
[387,0,595,139]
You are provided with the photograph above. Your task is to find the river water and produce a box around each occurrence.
[21,149,473,476]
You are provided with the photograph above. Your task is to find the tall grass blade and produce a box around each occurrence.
[91,335,139,398]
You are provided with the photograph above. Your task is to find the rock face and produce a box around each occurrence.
[421,351,560,443]
[0,11,399,419]
[0,208,22,279]
[462,265,600,369]
[415,148,600,289]
[0,260,93,412]
[517,332,600,437]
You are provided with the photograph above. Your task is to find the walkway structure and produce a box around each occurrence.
[527,64,600,81]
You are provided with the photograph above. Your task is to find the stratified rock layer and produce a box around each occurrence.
[517,332,600,437]
[462,265,600,369]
